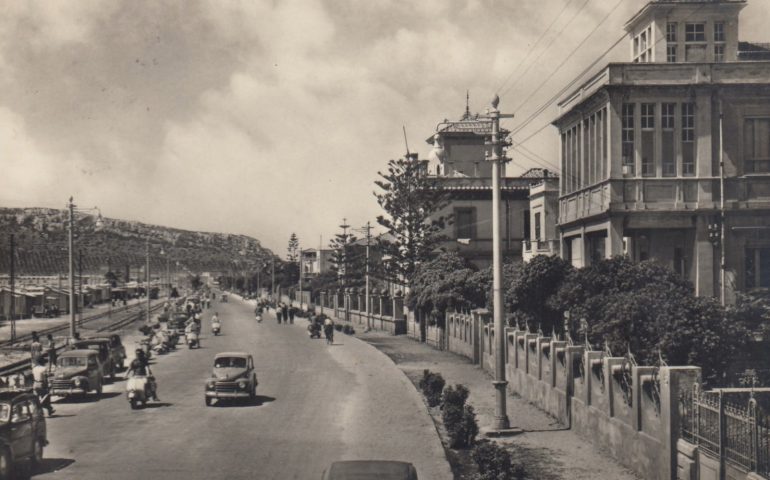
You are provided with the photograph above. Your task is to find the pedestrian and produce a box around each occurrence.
[30,332,43,365]
[288,306,296,324]
[276,307,283,324]
[282,303,289,324]
[32,357,55,416]
[45,333,57,367]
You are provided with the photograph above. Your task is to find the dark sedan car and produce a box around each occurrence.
[322,461,418,480]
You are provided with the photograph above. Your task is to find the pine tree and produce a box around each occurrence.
[374,156,451,286]
[286,233,299,263]
[328,222,364,287]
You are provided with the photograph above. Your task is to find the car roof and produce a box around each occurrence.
[326,461,417,479]
[75,338,109,344]
[59,349,98,357]
[214,352,250,359]
[0,390,34,402]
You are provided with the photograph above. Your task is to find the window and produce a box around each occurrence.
[745,247,770,289]
[667,23,678,62]
[534,212,542,240]
[744,118,770,173]
[714,22,725,43]
[641,104,655,177]
[523,209,531,240]
[662,104,676,177]
[682,103,696,176]
[685,23,706,42]
[714,45,725,63]
[633,25,653,63]
[622,104,635,175]
[455,208,475,240]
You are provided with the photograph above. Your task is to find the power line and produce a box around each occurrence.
[495,0,577,94]
[510,0,625,116]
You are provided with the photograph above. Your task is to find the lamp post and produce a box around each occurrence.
[145,240,151,323]
[68,198,76,338]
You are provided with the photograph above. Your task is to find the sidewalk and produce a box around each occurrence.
[360,332,639,480]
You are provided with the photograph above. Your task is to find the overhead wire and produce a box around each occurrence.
[495,0,578,95]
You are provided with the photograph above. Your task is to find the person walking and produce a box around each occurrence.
[276,306,283,324]
[32,357,55,416]
[288,306,296,324]
[45,333,57,367]
[30,332,43,365]
[281,303,289,325]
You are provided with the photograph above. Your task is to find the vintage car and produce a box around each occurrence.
[322,461,418,480]
[204,352,258,406]
[73,338,118,381]
[50,350,104,399]
[0,390,48,479]
[168,312,189,334]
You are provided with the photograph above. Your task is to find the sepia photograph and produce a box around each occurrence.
[1,0,770,478]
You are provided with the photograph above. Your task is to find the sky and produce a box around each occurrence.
[1,0,769,254]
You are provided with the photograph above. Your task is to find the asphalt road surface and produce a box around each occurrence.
[36,296,451,479]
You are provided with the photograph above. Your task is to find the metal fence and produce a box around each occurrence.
[680,384,770,477]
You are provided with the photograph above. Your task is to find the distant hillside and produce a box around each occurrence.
[0,207,275,277]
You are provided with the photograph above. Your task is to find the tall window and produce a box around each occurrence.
[744,118,770,173]
[523,209,531,240]
[534,212,542,241]
[641,104,655,177]
[666,23,678,63]
[745,247,770,289]
[713,22,726,62]
[662,103,676,176]
[633,25,653,63]
[455,208,475,240]
[685,23,707,62]
[622,104,635,175]
[682,103,696,176]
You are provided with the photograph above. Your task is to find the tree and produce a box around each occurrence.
[408,252,479,321]
[287,233,299,263]
[505,255,573,335]
[328,224,364,287]
[374,156,451,286]
[553,257,749,381]
[104,270,118,288]
[189,274,203,290]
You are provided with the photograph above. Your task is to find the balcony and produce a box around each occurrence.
[522,239,560,262]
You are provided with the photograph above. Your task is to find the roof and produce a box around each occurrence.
[739,42,770,61]
[59,349,98,357]
[214,352,250,358]
[520,167,558,179]
[625,0,747,30]
[74,338,109,345]
[326,461,416,479]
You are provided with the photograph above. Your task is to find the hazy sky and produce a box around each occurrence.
[2,0,768,254]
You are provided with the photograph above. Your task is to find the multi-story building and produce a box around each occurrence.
[553,0,770,301]
[300,248,334,276]
[523,175,560,262]
[426,106,556,268]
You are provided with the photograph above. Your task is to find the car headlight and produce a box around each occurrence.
[207,381,216,389]
[74,378,82,386]
[238,380,247,390]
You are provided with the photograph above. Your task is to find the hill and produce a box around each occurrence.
[0,207,275,278]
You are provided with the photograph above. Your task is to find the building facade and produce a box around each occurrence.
[553,0,770,301]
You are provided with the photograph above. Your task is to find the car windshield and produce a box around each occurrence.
[59,356,87,367]
[214,357,247,368]
[0,403,9,423]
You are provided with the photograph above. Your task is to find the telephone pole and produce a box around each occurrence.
[356,222,373,329]
[145,240,151,323]
[68,197,76,339]
[9,234,16,342]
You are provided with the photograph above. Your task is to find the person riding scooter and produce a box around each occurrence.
[126,349,158,401]
[323,317,334,345]
[211,313,221,335]
[185,320,200,348]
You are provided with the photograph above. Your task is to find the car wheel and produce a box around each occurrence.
[31,439,43,467]
[205,397,212,407]
[0,448,11,480]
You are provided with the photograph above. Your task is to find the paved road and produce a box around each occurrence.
[36,296,451,479]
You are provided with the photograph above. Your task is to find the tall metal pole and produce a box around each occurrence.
[146,240,151,323]
[489,95,511,431]
[108,257,112,318]
[68,197,76,339]
[364,222,371,330]
[718,102,726,306]
[298,245,303,308]
[78,248,83,325]
[9,234,16,342]
[271,258,275,300]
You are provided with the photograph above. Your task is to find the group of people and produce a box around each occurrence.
[275,302,296,324]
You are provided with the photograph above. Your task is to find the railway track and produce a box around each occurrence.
[0,303,164,378]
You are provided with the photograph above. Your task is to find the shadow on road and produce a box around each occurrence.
[213,395,276,408]
[142,402,173,409]
[53,391,122,404]
[31,458,75,477]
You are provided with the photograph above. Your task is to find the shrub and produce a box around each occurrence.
[472,440,525,480]
[343,325,355,335]
[442,384,478,449]
[418,370,445,407]
[334,323,343,332]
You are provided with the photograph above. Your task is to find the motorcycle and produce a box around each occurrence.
[126,375,154,409]
[186,331,199,349]
[211,321,221,336]
[307,323,321,339]
[138,338,152,359]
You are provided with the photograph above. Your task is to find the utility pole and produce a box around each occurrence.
[108,257,112,318]
[340,218,350,286]
[357,222,372,330]
[9,234,16,342]
[271,258,275,300]
[68,197,76,339]
[718,102,727,306]
[298,244,303,309]
[145,240,151,323]
[487,95,516,434]
[78,249,83,325]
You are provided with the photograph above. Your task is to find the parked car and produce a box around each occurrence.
[73,338,118,381]
[0,390,48,479]
[49,350,104,399]
[322,461,418,480]
[204,352,258,406]
[168,313,189,334]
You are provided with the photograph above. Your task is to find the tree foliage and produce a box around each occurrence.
[286,233,299,263]
[328,224,364,287]
[505,255,573,335]
[408,251,480,316]
[374,157,451,285]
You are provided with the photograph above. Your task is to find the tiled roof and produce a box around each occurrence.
[739,42,770,61]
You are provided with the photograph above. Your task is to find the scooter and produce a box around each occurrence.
[186,331,199,349]
[211,321,221,336]
[307,323,321,339]
[138,338,152,360]
[126,375,153,410]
